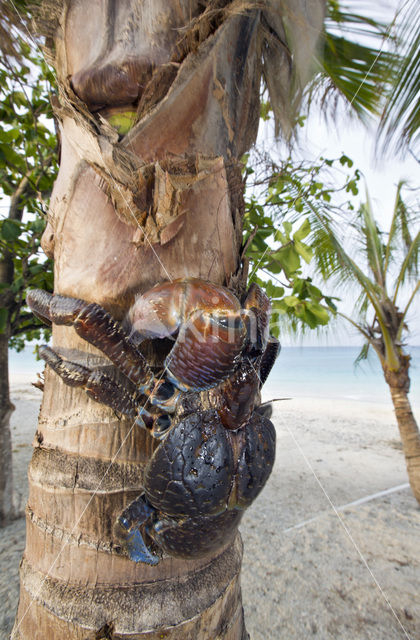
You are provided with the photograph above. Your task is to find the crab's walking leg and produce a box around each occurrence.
[114,495,159,565]
[27,290,154,392]
[259,337,280,386]
[39,346,138,417]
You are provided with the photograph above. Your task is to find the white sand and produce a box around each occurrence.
[1,387,419,640]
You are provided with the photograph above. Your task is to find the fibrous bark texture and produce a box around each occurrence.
[0,331,14,526]
[385,358,420,504]
[13,1,323,637]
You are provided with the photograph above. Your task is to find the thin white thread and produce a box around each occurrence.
[282,482,410,532]
[248,244,270,281]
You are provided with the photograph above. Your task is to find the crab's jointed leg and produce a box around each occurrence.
[39,346,139,417]
[27,289,154,392]
[259,337,280,386]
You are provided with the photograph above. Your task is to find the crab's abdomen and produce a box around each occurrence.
[143,411,234,518]
[144,409,276,521]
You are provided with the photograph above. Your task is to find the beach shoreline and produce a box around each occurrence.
[1,384,419,639]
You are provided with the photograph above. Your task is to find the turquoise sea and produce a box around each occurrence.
[9,345,420,406]
[263,345,420,406]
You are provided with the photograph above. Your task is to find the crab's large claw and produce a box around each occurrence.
[165,310,247,392]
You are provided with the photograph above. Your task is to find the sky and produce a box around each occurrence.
[257,0,420,348]
[274,112,420,348]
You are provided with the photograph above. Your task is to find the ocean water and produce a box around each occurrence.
[263,345,420,405]
[8,345,420,406]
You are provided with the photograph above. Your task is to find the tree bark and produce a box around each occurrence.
[0,178,28,525]
[388,383,420,504]
[0,327,14,526]
[13,3,254,638]
[12,1,324,637]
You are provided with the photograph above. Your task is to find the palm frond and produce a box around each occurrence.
[378,0,420,155]
[397,280,420,341]
[307,2,396,124]
[384,181,405,274]
[355,341,370,366]
[392,230,420,303]
[358,194,386,289]
[354,289,370,319]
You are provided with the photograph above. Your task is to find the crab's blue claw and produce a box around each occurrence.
[123,525,160,565]
[115,496,160,565]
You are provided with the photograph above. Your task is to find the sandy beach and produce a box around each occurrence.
[1,384,419,640]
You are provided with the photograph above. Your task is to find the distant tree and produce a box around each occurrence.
[243,152,363,334]
[0,40,57,525]
[316,183,420,503]
[248,146,420,502]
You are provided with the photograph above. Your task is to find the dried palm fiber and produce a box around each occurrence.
[26,0,324,137]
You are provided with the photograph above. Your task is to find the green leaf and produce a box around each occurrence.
[306,302,330,324]
[265,281,285,298]
[339,154,353,167]
[293,219,311,241]
[0,128,19,143]
[294,240,313,264]
[0,143,26,169]
[1,219,21,241]
[269,246,301,276]
[283,221,293,236]
[283,295,300,307]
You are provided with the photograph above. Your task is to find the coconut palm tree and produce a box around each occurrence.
[316,183,420,503]
[9,2,327,638]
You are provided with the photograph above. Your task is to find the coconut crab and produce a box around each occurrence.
[27,278,279,565]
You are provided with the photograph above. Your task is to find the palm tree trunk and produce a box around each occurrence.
[11,2,325,635]
[388,383,420,504]
[12,2,264,637]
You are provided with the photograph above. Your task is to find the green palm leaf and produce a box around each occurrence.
[307,1,396,123]
[378,0,420,155]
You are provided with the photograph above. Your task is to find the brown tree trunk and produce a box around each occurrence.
[12,2,324,637]
[0,175,29,525]
[13,3,255,638]
[388,384,420,504]
[0,328,14,526]
[0,231,17,526]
